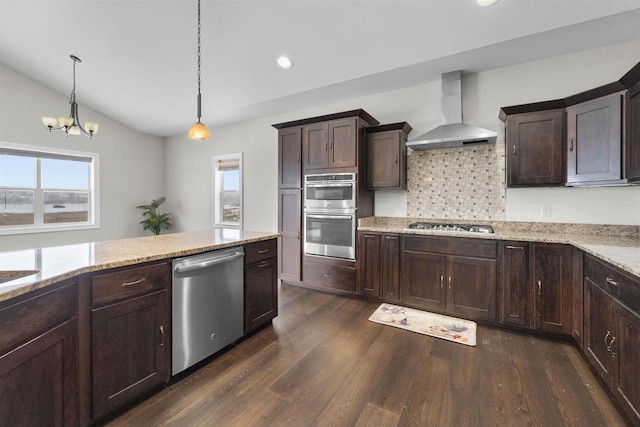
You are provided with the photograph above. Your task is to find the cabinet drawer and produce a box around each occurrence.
[0,280,77,353]
[91,262,170,307]
[304,260,356,293]
[584,255,640,314]
[245,239,277,265]
[404,236,497,259]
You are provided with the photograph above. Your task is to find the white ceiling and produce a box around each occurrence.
[1,0,640,138]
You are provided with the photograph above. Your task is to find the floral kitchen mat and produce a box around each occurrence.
[368,303,476,346]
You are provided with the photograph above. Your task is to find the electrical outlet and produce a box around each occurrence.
[541,205,551,218]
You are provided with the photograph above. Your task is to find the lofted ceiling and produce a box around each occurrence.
[1,0,640,138]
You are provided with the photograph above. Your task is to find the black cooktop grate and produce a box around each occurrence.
[406,222,495,234]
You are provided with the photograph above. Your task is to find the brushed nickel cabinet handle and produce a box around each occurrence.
[537,280,542,295]
[324,140,328,150]
[258,249,270,254]
[323,273,332,277]
[609,336,617,357]
[297,231,300,240]
[569,139,574,152]
[506,245,524,250]
[512,145,516,155]
[258,261,270,268]
[440,275,444,288]
[160,325,165,346]
[329,140,333,149]
[395,154,398,164]
[448,276,452,290]
[605,277,618,286]
[604,331,611,351]
[122,277,146,287]
[385,236,398,240]
[297,152,301,162]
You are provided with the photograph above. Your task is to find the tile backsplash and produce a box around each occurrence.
[407,143,506,221]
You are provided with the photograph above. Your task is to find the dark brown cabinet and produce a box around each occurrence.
[499,242,572,335]
[566,93,623,185]
[244,239,278,333]
[0,281,78,427]
[571,247,584,347]
[366,122,411,190]
[89,262,170,421]
[499,242,530,327]
[302,118,358,170]
[278,188,302,282]
[357,232,400,301]
[584,254,640,424]
[506,109,565,187]
[532,243,572,334]
[278,127,302,189]
[401,236,497,321]
[626,80,640,181]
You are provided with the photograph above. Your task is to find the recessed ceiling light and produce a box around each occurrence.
[477,0,499,6]
[277,56,293,69]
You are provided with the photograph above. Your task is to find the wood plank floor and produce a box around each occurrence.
[104,283,629,427]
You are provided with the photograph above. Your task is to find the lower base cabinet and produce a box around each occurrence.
[401,236,497,321]
[584,255,640,424]
[245,239,279,333]
[357,232,401,301]
[0,281,78,427]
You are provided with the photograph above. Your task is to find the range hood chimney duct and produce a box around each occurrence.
[406,71,497,150]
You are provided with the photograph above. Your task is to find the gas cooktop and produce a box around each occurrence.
[406,222,495,234]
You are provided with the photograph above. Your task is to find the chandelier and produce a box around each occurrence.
[41,55,99,138]
[188,0,210,140]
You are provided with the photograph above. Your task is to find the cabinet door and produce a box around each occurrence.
[329,118,357,168]
[401,251,446,312]
[245,258,278,333]
[358,233,381,298]
[584,280,614,388]
[278,127,302,188]
[613,304,640,424]
[302,122,328,170]
[447,256,497,321]
[381,234,400,302]
[278,189,302,282]
[571,248,584,347]
[567,93,622,184]
[92,290,169,420]
[500,242,530,327]
[506,110,565,186]
[367,131,403,189]
[0,320,78,427]
[532,244,572,334]
[626,80,640,181]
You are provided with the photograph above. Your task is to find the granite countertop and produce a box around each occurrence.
[358,217,640,279]
[0,229,279,303]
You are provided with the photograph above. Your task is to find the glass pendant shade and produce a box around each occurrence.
[41,116,59,128]
[188,121,210,141]
[68,125,81,135]
[58,116,74,127]
[85,122,99,134]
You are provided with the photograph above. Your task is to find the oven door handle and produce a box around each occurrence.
[306,182,354,187]
[306,214,353,220]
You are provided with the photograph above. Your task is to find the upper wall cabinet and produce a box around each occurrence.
[278,127,302,189]
[506,110,565,187]
[366,122,412,190]
[500,60,640,187]
[566,93,623,185]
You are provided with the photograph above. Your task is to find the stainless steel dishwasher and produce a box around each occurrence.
[172,247,244,375]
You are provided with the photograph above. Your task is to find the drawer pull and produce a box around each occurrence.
[604,331,611,351]
[122,277,146,287]
[323,273,332,277]
[159,325,165,346]
[385,236,399,240]
[605,277,618,286]
[506,245,524,250]
[537,280,542,295]
[259,261,270,269]
[512,145,516,155]
[258,249,270,254]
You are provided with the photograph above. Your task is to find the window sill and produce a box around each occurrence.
[0,222,99,236]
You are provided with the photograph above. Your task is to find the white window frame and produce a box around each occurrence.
[212,153,243,229]
[0,141,100,235]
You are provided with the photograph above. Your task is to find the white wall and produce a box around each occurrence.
[0,65,166,251]
[166,39,640,231]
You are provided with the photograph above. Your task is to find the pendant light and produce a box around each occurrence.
[188,0,210,140]
[42,55,99,138]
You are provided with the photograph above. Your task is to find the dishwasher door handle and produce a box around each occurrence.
[174,252,244,273]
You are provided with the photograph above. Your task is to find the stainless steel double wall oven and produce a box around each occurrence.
[303,173,357,260]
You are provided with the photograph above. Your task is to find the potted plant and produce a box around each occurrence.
[137,197,172,235]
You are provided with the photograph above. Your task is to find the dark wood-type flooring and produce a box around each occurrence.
[104,283,628,426]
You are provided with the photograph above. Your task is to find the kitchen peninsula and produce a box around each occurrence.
[0,229,279,426]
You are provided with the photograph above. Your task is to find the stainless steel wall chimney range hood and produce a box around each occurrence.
[406,71,497,151]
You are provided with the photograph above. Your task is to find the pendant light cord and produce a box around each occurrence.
[70,58,77,103]
[196,0,202,121]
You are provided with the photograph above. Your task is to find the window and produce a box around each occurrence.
[213,153,242,229]
[0,142,99,234]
